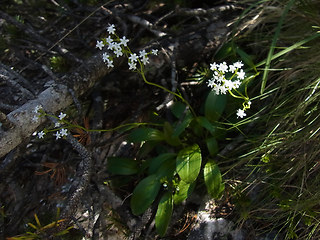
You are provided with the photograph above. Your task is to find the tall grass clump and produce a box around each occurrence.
[223,0,320,239]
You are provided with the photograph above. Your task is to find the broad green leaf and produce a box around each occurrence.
[155,192,173,236]
[204,91,227,122]
[172,112,193,137]
[206,137,218,156]
[107,157,139,175]
[155,158,176,179]
[176,144,202,183]
[173,180,195,204]
[148,153,177,175]
[128,127,164,143]
[203,160,224,199]
[131,175,161,215]
[163,121,181,146]
[171,102,188,119]
[190,118,204,137]
[196,116,216,135]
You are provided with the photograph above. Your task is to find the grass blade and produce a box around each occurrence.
[260,0,295,94]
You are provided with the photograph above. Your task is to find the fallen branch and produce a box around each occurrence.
[0,53,111,158]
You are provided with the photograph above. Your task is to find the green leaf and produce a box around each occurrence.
[138,141,158,158]
[131,174,161,215]
[214,41,235,59]
[203,160,224,199]
[148,153,177,175]
[155,159,176,180]
[163,121,181,146]
[206,137,218,156]
[173,180,195,204]
[128,127,164,143]
[196,116,216,135]
[171,102,188,119]
[172,112,193,137]
[176,144,202,183]
[107,157,139,175]
[155,192,173,237]
[204,91,227,122]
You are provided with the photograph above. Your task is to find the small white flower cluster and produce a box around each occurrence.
[96,24,158,71]
[207,61,245,95]
[54,127,68,140]
[32,104,43,123]
[207,61,251,119]
[33,105,68,139]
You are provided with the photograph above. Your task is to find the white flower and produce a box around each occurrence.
[38,131,45,139]
[107,42,116,50]
[60,128,68,137]
[58,112,66,120]
[229,64,236,73]
[107,24,116,35]
[237,69,245,80]
[139,50,147,58]
[55,122,61,128]
[34,105,43,113]
[105,36,113,45]
[129,53,138,62]
[224,80,235,90]
[212,84,227,95]
[114,47,123,57]
[207,78,215,88]
[236,109,246,118]
[32,115,40,123]
[210,62,218,71]
[234,61,244,69]
[233,80,241,88]
[218,62,228,73]
[55,131,61,140]
[128,61,137,70]
[141,56,149,65]
[119,36,129,47]
[151,49,158,55]
[96,40,104,50]
[102,53,110,62]
[107,59,114,68]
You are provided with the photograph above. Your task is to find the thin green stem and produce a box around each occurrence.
[139,66,197,117]
[44,112,162,133]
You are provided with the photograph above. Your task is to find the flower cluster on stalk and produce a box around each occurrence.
[207,61,245,95]
[32,105,68,139]
[95,24,158,71]
[207,61,251,118]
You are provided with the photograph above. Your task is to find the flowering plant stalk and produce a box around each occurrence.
[34,24,254,237]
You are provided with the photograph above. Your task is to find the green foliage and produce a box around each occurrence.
[173,180,195,204]
[100,18,257,237]
[107,157,139,175]
[8,209,74,239]
[110,94,228,236]
[50,56,70,72]
[130,174,161,215]
[155,192,173,236]
[203,160,224,199]
[176,144,202,183]
[128,127,164,142]
[204,91,227,122]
